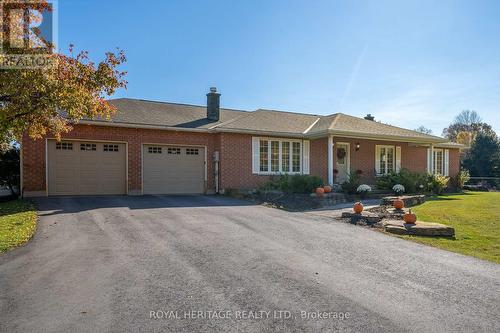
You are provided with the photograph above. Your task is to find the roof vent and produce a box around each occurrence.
[364,114,375,121]
[207,87,221,122]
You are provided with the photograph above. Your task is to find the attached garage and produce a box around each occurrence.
[142,144,206,194]
[47,140,127,196]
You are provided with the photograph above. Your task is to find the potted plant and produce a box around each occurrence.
[356,184,372,199]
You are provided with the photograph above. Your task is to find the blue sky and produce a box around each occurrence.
[59,0,500,136]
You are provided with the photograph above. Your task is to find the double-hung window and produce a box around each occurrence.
[255,138,306,174]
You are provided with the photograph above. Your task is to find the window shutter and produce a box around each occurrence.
[395,146,402,173]
[427,148,432,173]
[444,149,449,176]
[252,137,260,174]
[302,140,310,174]
[374,146,381,175]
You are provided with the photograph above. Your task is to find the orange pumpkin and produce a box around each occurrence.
[323,185,332,193]
[403,209,417,224]
[393,198,404,210]
[315,187,325,197]
[353,202,363,214]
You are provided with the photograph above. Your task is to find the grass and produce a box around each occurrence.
[0,199,37,253]
[401,192,500,264]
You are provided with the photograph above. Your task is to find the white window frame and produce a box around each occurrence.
[253,137,304,175]
[433,149,444,175]
[376,145,396,175]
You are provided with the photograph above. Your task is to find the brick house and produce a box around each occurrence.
[21,88,463,197]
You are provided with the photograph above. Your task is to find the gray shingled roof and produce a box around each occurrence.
[90,98,248,129]
[308,113,447,142]
[82,98,449,143]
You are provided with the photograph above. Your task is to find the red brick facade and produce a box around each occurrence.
[21,124,461,196]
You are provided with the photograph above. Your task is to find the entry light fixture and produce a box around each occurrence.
[355,142,360,151]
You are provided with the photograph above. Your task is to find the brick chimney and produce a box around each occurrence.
[207,87,221,121]
[364,114,375,121]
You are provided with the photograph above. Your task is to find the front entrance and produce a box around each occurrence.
[335,143,350,184]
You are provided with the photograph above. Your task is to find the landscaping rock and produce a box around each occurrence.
[341,211,382,224]
[383,220,455,237]
[381,195,426,207]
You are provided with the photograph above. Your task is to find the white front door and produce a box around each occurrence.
[335,143,350,184]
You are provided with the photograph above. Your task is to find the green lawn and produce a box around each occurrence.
[403,192,500,264]
[0,199,37,253]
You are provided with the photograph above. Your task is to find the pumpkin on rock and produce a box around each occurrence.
[403,209,417,224]
[353,202,363,214]
[393,198,404,210]
[315,187,325,197]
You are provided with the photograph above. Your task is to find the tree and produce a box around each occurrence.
[442,110,496,142]
[414,126,433,135]
[0,1,127,146]
[0,146,20,196]
[462,133,500,178]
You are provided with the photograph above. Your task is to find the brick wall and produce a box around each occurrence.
[22,124,217,195]
[21,124,462,195]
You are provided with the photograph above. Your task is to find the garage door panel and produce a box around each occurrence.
[48,140,126,196]
[143,145,205,195]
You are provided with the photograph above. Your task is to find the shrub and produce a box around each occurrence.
[376,169,427,194]
[455,169,471,189]
[427,174,450,195]
[341,171,361,194]
[356,184,372,198]
[260,174,323,194]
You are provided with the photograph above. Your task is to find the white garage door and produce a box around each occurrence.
[143,145,205,194]
[47,140,127,196]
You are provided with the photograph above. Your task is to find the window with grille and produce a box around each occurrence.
[186,148,199,155]
[376,145,395,175]
[168,147,181,155]
[80,143,96,151]
[103,144,119,152]
[56,142,73,150]
[148,146,162,154]
[257,139,302,174]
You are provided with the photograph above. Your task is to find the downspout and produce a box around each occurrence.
[213,151,220,194]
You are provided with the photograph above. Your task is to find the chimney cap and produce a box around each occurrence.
[209,87,217,93]
[364,114,375,121]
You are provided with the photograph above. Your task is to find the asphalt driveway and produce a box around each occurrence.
[1,196,499,332]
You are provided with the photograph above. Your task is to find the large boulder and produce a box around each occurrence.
[383,220,455,237]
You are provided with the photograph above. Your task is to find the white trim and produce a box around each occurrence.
[141,143,208,194]
[327,135,334,185]
[46,138,129,196]
[335,142,350,183]
[302,140,310,175]
[444,149,449,176]
[252,137,304,175]
[375,144,396,176]
[395,146,402,173]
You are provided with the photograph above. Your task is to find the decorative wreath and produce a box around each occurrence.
[336,149,346,159]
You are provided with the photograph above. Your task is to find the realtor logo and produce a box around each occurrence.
[0,0,58,68]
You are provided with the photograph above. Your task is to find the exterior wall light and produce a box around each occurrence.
[355,142,360,151]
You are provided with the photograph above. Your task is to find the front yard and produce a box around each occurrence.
[405,192,500,264]
[0,200,37,253]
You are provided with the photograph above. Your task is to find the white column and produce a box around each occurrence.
[327,135,334,185]
[430,143,434,175]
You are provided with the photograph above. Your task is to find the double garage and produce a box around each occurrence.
[46,140,206,196]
